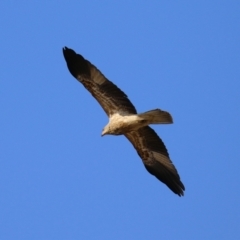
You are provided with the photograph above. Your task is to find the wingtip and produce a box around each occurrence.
[62,46,76,60]
[62,46,68,56]
[175,182,185,197]
[177,189,185,197]
[62,46,91,79]
[62,46,76,55]
[63,46,70,50]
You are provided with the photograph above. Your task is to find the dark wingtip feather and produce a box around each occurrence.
[145,163,185,197]
[62,46,90,79]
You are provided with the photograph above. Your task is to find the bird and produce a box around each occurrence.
[62,47,185,196]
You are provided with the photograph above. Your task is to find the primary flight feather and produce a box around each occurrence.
[63,47,185,196]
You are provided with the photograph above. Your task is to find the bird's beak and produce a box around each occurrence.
[101,128,108,137]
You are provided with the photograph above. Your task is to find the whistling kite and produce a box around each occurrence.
[63,47,185,196]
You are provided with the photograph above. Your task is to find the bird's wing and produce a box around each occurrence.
[125,126,185,196]
[63,47,137,117]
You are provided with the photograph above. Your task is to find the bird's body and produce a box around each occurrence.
[63,47,185,196]
[102,113,145,135]
[102,109,172,136]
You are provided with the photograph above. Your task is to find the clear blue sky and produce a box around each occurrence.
[1,1,240,239]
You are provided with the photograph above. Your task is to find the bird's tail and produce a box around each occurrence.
[138,109,173,124]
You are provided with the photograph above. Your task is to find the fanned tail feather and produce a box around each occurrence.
[138,109,173,124]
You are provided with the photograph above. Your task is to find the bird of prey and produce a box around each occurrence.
[63,47,185,196]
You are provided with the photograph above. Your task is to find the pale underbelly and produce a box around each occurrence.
[116,119,148,134]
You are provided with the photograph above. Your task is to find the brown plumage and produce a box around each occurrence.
[63,47,185,196]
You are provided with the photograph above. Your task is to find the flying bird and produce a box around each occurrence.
[63,47,185,196]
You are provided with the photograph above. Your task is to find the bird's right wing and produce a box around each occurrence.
[125,126,185,196]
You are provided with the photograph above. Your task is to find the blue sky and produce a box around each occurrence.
[1,1,240,239]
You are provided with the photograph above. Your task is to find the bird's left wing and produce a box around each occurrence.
[63,47,137,117]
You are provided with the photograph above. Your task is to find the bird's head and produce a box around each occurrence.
[101,125,122,136]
